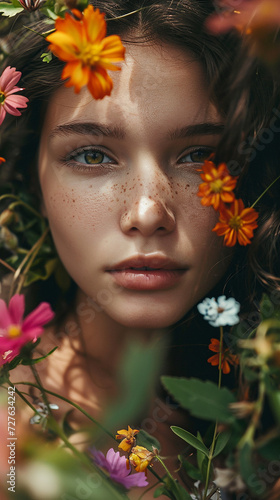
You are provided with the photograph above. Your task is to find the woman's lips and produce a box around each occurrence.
[108,268,186,290]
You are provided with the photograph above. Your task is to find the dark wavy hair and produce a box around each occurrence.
[0,0,280,312]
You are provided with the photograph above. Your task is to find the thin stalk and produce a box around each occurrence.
[238,373,266,447]
[218,326,223,389]
[0,195,44,220]
[108,7,148,21]
[13,380,115,439]
[4,379,41,418]
[203,327,224,500]
[156,456,174,481]
[251,174,280,209]
[30,364,54,418]
[0,258,15,273]
[10,227,49,296]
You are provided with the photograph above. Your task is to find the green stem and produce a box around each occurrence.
[203,327,223,500]
[30,364,53,418]
[10,226,49,296]
[251,174,280,209]
[156,456,174,480]
[5,378,41,417]
[13,380,115,439]
[218,326,223,389]
[0,195,44,220]
[239,372,266,448]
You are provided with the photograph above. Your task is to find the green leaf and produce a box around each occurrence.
[260,293,280,321]
[258,436,280,461]
[196,432,205,472]
[171,427,209,457]
[178,455,202,481]
[174,482,193,500]
[162,377,236,423]
[268,390,280,425]
[104,338,166,431]
[62,410,76,438]
[239,442,261,496]
[41,52,53,63]
[40,6,58,19]
[137,429,161,453]
[21,347,58,365]
[153,485,174,499]
[0,0,23,16]
[213,429,232,457]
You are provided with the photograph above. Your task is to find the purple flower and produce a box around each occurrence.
[91,448,148,489]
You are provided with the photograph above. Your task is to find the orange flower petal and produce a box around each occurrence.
[47,5,125,99]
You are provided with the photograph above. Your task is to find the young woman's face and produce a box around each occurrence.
[39,42,232,329]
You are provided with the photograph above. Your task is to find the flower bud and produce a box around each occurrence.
[0,209,14,226]
[0,226,18,250]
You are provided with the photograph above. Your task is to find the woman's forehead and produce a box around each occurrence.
[41,42,222,141]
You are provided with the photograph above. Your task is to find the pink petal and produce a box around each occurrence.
[0,66,21,93]
[5,94,28,109]
[0,106,6,126]
[0,345,21,366]
[3,102,22,116]
[22,302,54,333]
[6,86,24,96]
[8,294,25,325]
[0,299,12,329]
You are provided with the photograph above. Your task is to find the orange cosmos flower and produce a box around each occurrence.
[197,160,238,211]
[0,157,6,164]
[212,198,258,247]
[116,425,139,453]
[208,338,239,375]
[46,6,125,99]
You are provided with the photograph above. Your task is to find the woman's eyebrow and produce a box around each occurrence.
[168,122,224,140]
[49,122,125,140]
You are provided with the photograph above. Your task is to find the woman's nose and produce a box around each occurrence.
[120,188,176,237]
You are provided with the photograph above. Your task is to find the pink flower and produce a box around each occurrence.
[0,294,54,366]
[0,66,29,126]
[91,448,148,489]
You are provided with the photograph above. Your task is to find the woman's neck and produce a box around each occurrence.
[66,288,169,376]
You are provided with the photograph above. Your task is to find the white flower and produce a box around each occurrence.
[197,295,240,327]
[214,467,246,493]
[30,401,59,426]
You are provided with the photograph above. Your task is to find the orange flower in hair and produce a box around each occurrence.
[212,199,258,246]
[208,338,239,375]
[46,6,125,99]
[197,160,238,210]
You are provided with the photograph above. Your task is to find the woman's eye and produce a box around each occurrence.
[179,147,213,164]
[72,149,113,165]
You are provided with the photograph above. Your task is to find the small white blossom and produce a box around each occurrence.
[197,295,240,327]
[30,401,59,426]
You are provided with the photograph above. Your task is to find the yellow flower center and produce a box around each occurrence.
[80,44,102,67]
[0,91,6,104]
[8,325,22,338]
[229,215,242,231]
[210,179,224,193]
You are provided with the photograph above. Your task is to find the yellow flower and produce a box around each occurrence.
[46,6,125,99]
[129,446,155,473]
[115,425,139,453]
